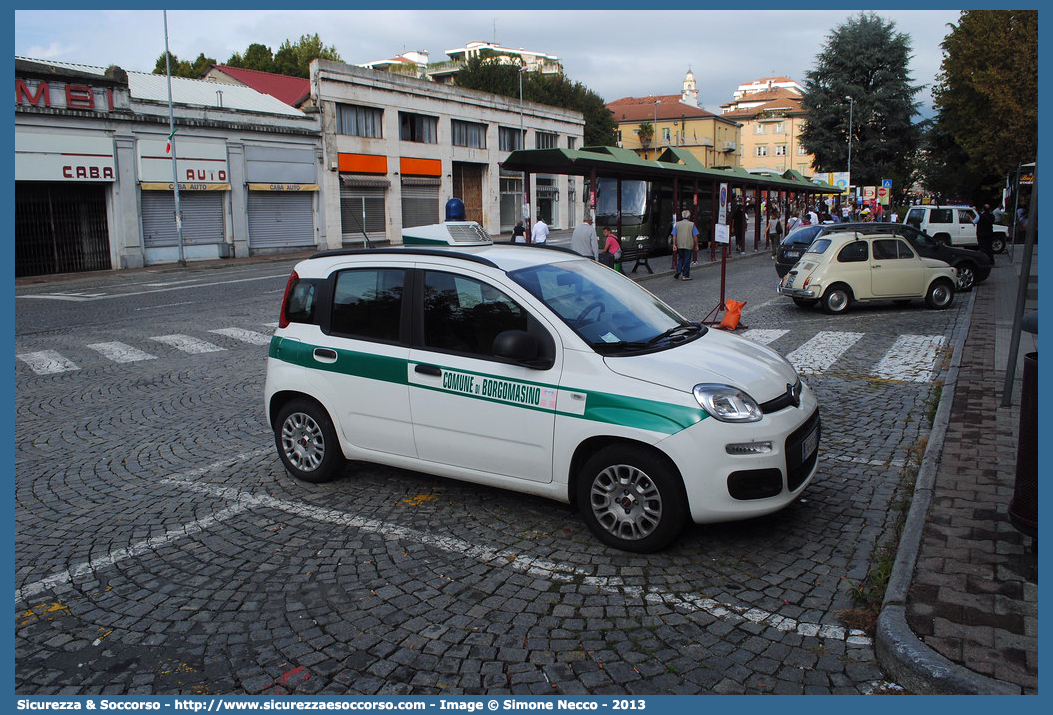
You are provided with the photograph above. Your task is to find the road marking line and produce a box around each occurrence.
[209,328,272,346]
[158,476,871,645]
[15,274,290,302]
[741,329,789,346]
[872,334,945,383]
[14,449,271,605]
[87,341,158,363]
[150,334,227,354]
[16,350,79,375]
[786,330,864,375]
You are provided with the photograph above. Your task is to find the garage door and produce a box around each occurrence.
[247,191,315,249]
[141,191,224,247]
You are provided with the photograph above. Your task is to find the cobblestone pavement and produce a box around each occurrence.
[899,246,1038,693]
[15,253,966,694]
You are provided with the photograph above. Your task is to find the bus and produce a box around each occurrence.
[593,178,710,256]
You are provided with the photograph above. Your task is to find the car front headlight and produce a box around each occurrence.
[693,384,762,423]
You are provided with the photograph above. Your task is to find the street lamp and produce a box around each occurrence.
[845,95,853,179]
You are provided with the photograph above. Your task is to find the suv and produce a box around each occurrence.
[903,205,1008,253]
[776,222,992,291]
[265,229,820,553]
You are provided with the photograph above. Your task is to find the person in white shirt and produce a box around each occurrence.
[532,217,550,244]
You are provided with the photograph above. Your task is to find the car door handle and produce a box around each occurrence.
[313,348,338,363]
[415,364,442,377]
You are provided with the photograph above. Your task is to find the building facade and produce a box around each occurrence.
[308,58,584,246]
[720,76,816,176]
[15,57,322,277]
[607,96,742,168]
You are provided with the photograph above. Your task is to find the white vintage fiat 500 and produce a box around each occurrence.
[265,222,820,552]
[778,232,958,314]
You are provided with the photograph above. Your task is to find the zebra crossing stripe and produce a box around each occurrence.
[150,334,226,354]
[87,341,158,363]
[16,350,79,375]
[873,334,946,383]
[209,327,272,345]
[741,329,789,346]
[786,331,864,375]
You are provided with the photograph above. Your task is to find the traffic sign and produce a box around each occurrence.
[881,179,893,189]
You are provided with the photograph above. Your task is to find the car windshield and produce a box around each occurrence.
[806,238,833,255]
[508,259,702,353]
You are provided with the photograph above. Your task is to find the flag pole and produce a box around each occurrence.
[163,10,186,267]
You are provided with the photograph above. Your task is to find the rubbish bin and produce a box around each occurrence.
[1008,311,1038,537]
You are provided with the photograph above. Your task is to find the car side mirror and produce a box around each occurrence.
[492,330,551,369]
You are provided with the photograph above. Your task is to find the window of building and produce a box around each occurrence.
[535,132,557,149]
[336,103,383,138]
[451,120,487,148]
[773,122,785,134]
[568,137,577,150]
[774,144,787,156]
[399,112,438,143]
[662,128,671,142]
[754,124,766,135]
[797,145,808,155]
[499,127,523,151]
[755,145,769,157]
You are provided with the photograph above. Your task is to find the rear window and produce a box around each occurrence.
[930,209,954,224]
[330,268,406,342]
[285,278,320,325]
[806,238,833,255]
[784,226,820,247]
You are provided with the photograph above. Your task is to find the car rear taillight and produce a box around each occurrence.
[278,270,299,329]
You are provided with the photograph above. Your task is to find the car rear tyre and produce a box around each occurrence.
[991,235,1007,254]
[933,233,952,246]
[956,263,977,292]
[275,398,346,483]
[793,298,818,308]
[925,279,955,310]
[821,285,852,314]
[577,445,687,553]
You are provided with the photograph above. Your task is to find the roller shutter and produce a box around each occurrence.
[401,177,440,228]
[247,192,315,249]
[141,191,224,247]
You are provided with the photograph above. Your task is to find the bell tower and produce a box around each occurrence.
[682,68,699,108]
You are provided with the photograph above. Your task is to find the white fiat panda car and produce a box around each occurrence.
[264,228,820,552]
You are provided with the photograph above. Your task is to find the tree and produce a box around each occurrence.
[799,12,922,193]
[153,51,217,78]
[223,36,341,77]
[226,43,274,72]
[636,122,654,152]
[926,10,1037,201]
[272,34,342,78]
[455,57,616,147]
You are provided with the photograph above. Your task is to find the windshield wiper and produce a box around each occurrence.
[646,322,705,345]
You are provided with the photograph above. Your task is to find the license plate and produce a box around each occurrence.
[801,426,819,461]
[786,251,801,259]
[784,275,795,288]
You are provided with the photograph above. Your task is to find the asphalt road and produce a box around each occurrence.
[15,250,967,695]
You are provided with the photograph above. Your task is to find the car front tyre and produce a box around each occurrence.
[956,263,976,292]
[821,285,852,314]
[577,445,687,553]
[925,279,955,309]
[275,398,346,483]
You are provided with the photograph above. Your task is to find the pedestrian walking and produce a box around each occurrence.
[511,220,526,243]
[671,210,699,280]
[532,216,550,244]
[570,213,599,260]
[732,202,747,254]
[975,203,995,262]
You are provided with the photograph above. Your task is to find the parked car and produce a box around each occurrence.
[776,222,992,291]
[777,231,958,314]
[903,205,1008,253]
[265,224,820,553]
